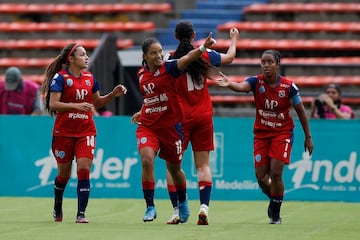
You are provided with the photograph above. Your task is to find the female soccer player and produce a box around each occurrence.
[216,49,314,224]
[165,21,239,225]
[131,34,216,223]
[41,43,127,223]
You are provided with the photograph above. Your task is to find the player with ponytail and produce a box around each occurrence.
[42,43,127,223]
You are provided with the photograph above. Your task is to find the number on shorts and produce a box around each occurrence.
[175,140,182,154]
[86,135,95,147]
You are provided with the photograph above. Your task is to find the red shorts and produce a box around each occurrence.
[52,135,96,163]
[136,124,183,164]
[253,131,294,167]
[182,114,214,151]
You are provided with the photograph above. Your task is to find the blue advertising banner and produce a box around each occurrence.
[0,116,359,202]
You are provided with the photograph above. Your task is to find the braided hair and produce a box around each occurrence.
[41,43,79,116]
[262,49,281,65]
[172,21,208,85]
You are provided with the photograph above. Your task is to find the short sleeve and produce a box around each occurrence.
[92,76,100,93]
[245,76,258,92]
[49,73,64,92]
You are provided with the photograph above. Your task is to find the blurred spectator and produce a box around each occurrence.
[95,106,114,117]
[310,83,354,119]
[0,67,43,115]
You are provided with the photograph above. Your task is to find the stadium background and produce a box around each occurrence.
[0,0,359,202]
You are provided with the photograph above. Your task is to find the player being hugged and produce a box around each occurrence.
[131,34,216,223]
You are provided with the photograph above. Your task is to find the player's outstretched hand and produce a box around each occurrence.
[216,72,231,87]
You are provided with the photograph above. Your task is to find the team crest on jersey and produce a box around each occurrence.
[154,69,160,76]
[278,90,286,98]
[255,154,261,163]
[54,149,65,159]
[259,85,265,93]
[140,137,147,144]
[66,78,73,87]
[85,80,91,86]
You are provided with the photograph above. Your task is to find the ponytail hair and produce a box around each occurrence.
[173,21,208,85]
[41,43,78,116]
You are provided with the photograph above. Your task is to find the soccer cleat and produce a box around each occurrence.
[143,206,157,222]
[269,217,282,224]
[53,209,63,222]
[178,199,190,223]
[197,204,209,225]
[166,207,180,224]
[76,212,89,223]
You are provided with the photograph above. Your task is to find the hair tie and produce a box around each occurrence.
[67,44,79,62]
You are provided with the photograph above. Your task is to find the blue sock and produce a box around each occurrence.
[270,196,283,220]
[168,191,178,208]
[143,189,155,207]
[199,185,212,206]
[54,177,67,211]
[77,179,90,215]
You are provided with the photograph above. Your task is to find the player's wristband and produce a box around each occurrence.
[199,45,206,53]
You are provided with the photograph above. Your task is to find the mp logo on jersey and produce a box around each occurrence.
[143,82,155,95]
[75,89,89,100]
[265,99,279,110]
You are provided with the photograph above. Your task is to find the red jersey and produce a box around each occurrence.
[49,68,100,137]
[246,74,301,133]
[169,50,221,120]
[137,61,183,128]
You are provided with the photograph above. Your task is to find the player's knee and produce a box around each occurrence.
[77,168,90,180]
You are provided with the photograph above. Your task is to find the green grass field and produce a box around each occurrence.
[0,197,359,240]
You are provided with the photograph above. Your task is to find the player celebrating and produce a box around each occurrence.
[131,34,216,223]
[216,49,313,224]
[165,21,239,225]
